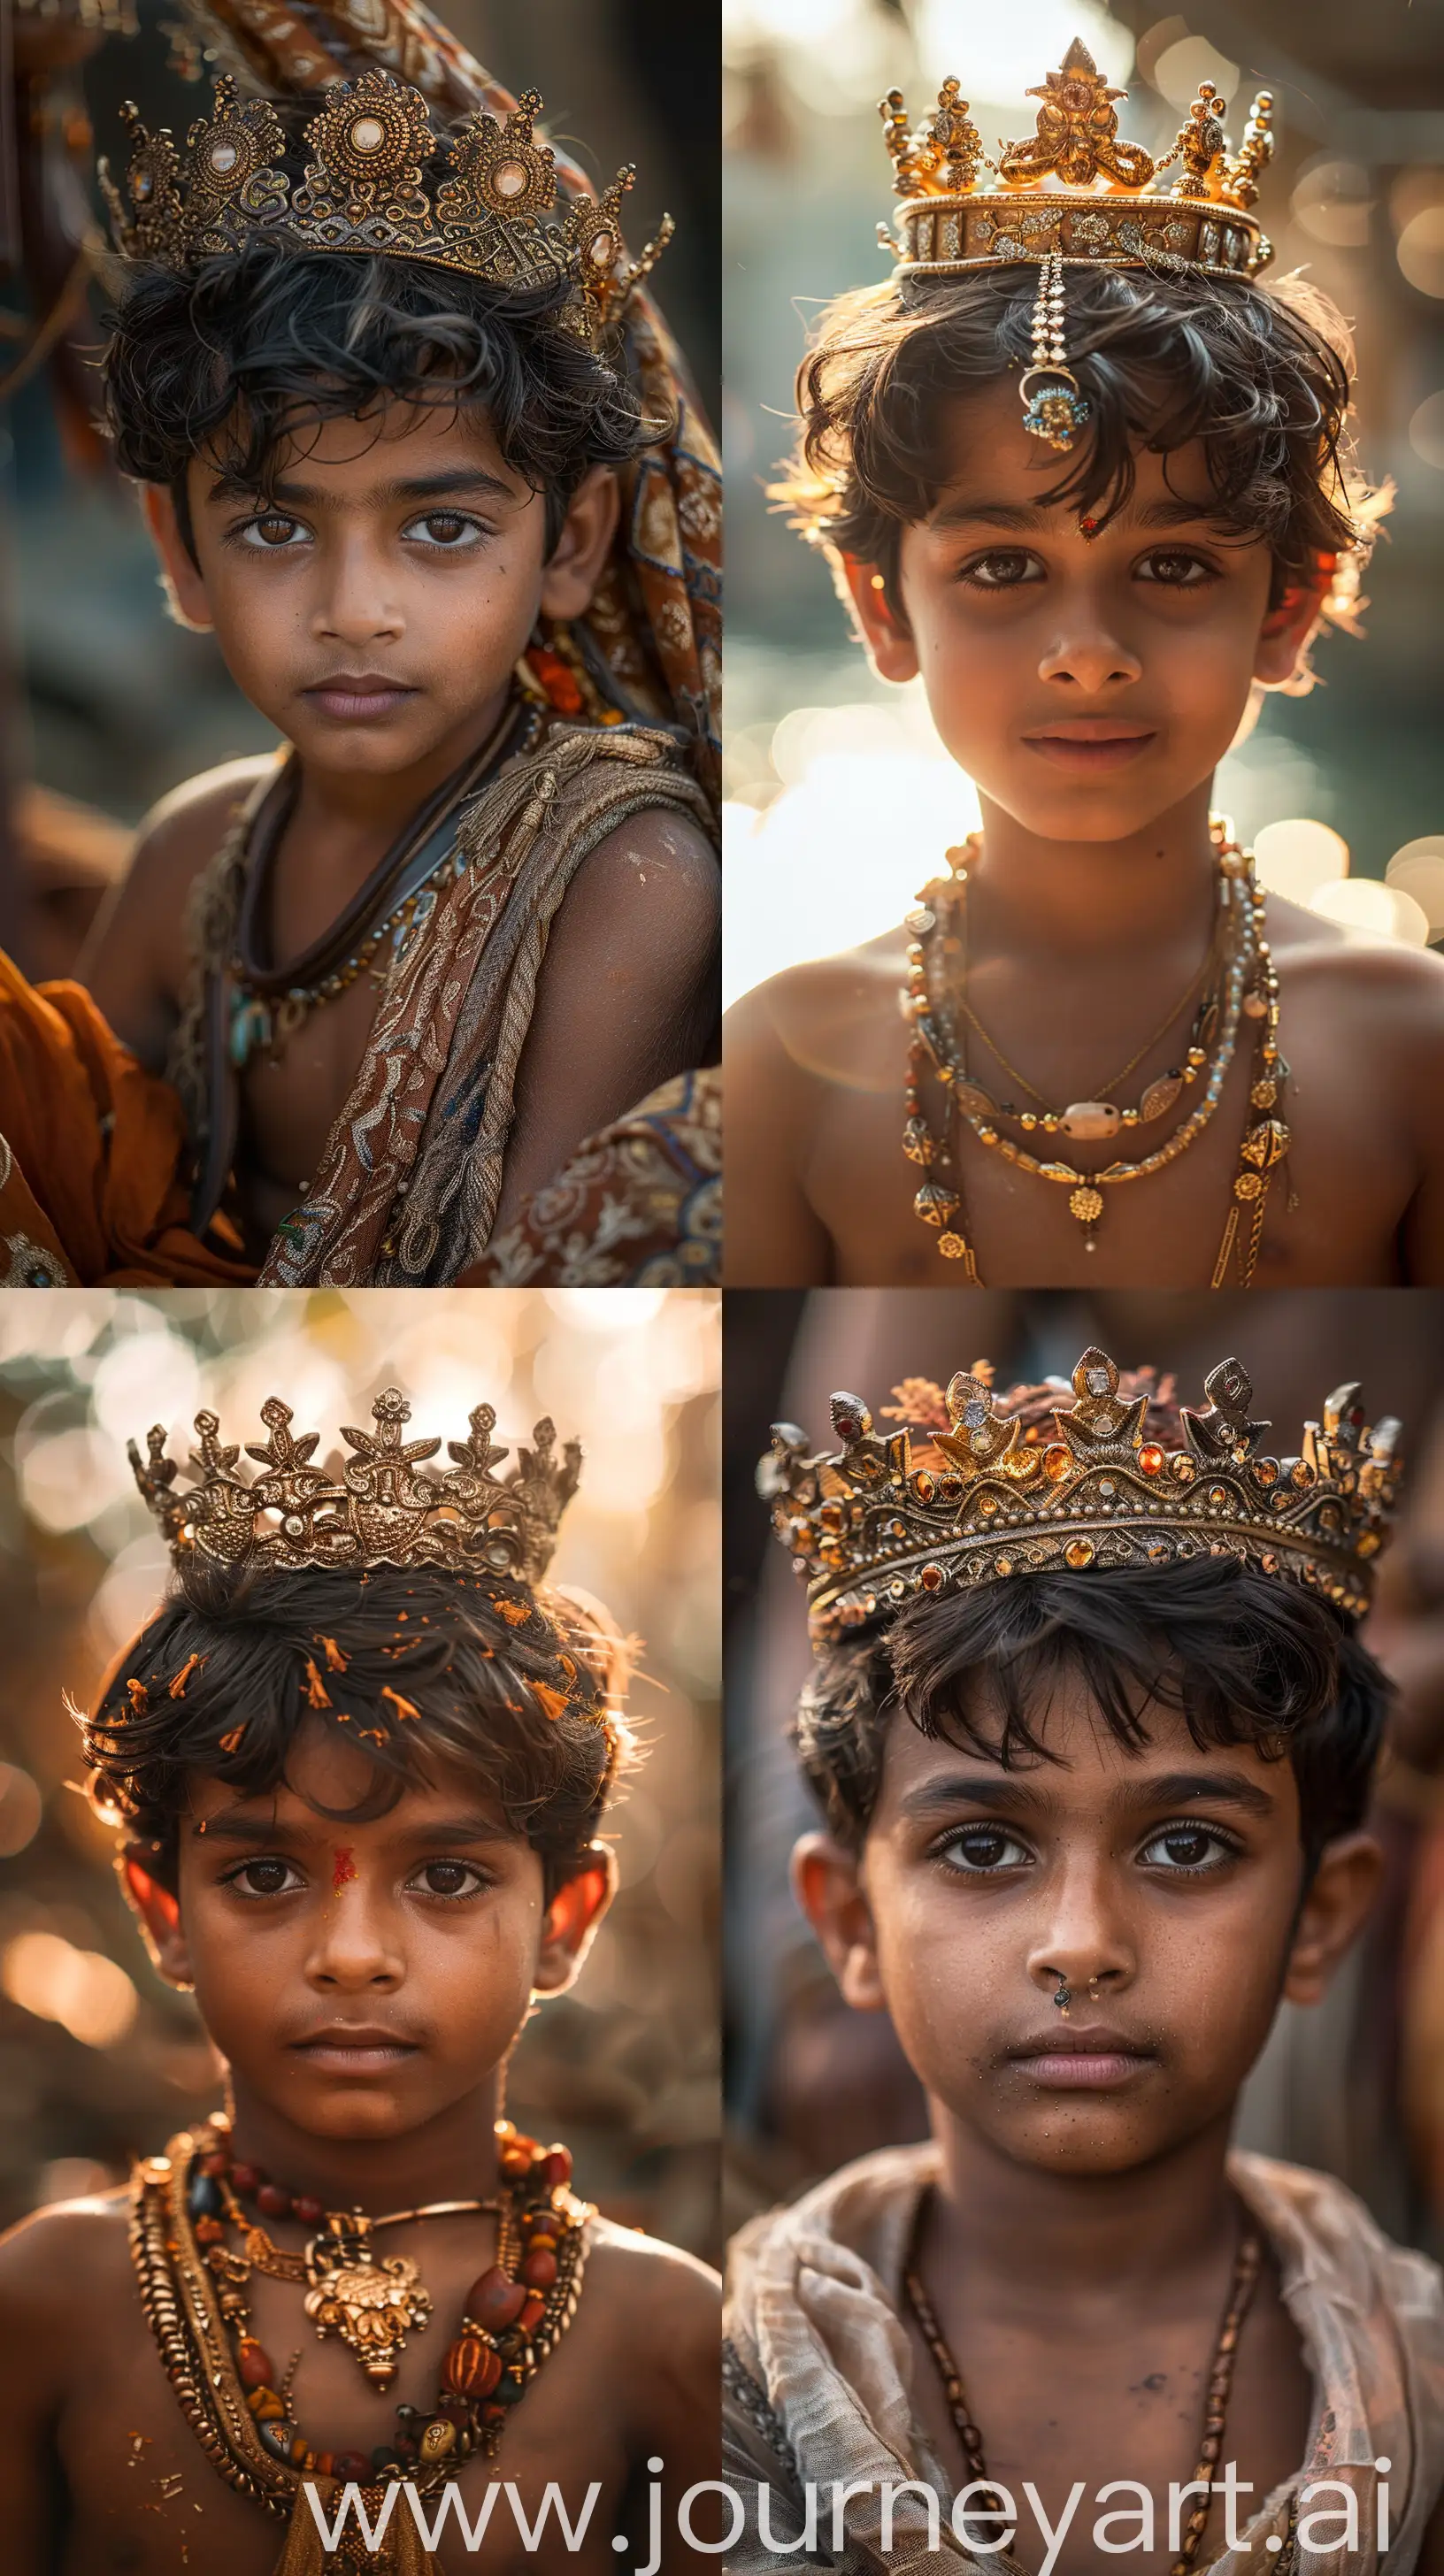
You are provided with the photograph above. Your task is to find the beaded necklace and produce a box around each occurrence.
[130,2110,590,2566]
[903,2206,1273,2576]
[901,824,1288,1285]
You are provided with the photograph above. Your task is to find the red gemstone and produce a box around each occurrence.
[537,2147,572,2190]
[229,2163,259,2196]
[236,2339,273,2390]
[518,2293,546,2334]
[198,2151,228,2178]
[1139,1444,1165,1476]
[332,2452,369,2481]
[443,2334,501,2399]
[521,2248,557,2291]
[464,2266,526,2332]
[257,2184,292,2220]
[293,2196,325,2226]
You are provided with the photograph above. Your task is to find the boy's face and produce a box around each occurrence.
[844,377,1322,845]
[135,1718,610,2144]
[797,1672,1379,2179]
[143,399,618,785]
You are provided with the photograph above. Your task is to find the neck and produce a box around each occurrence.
[289,677,517,852]
[927,2103,1239,2311]
[221,2071,507,2214]
[970,778,1221,963]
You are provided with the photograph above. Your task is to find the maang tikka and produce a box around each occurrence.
[1021,249,1090,451]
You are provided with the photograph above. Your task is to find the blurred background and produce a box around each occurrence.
[723,0,1444,1005]
[0,0,718,978]
[0,1284,722,2264]
[725,1287,1444,2263]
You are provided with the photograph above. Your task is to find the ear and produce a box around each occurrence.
[839,554,919,685]
[1253,569,1331,690]
[791,1829,886,2012]
[140,481,214,634]
[1282,1830,1383,2007]
[538,465,621,620]
[532,1844,616,1996]
[120,1851,196,1990]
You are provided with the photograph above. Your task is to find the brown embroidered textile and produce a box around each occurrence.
[242,720,714,1284]
[458,1064,720,1287]
[175,0,722,795]
[724,2143,1444,2574]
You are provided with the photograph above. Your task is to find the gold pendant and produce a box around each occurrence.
[302,2214,433,2388]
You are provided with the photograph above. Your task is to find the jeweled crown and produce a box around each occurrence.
[130,1386,581,1586]
[98,68,670,348]
[761,1348,1400,1641]
[879,38,1274,283]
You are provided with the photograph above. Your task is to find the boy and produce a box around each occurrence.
[0,42,718,1287]
[0,1384,720,2572]
[725,43,1444,1289]
[726,1346,1444,2571]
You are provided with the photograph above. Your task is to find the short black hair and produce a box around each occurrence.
[77,1559,633,1901]
[775,263,1387,656]
[795,1553,1391,1874]
[101,238,654,557]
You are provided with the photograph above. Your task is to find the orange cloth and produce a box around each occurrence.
[0,957,254,1284]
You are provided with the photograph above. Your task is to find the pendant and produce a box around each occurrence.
[1069,1184,1104,1251]
[302,2213,434,2389]
[1059,1100,1121,1141]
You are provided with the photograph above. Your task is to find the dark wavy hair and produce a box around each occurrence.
[100,237,655,557]
[774,264,1389,669]
[76,1560,634,1900]
[795,1552,1390,1876]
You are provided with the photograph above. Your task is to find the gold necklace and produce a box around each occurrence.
[902,829,1288,1283]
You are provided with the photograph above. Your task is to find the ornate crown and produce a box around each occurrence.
[760,1348,1401,1642]
[129,1386,581,1587]
[98,67,671,347]
[879,38,1274,284]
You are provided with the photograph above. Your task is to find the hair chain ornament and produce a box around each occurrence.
[127,1385,581,1587]
[1021,250,1089,451]
[98,66,669,351]
[759,1346,1400,1642]
[905,2203,1270,2576]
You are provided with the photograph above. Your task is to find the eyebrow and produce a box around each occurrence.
[895,1766,1278,1822]
[925,495,1227,537]
[190,1811,512,1844]
[204,467,519,511]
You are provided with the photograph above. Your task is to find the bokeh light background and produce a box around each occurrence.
[724,0,1444,1005]
[0,1285,721,2261]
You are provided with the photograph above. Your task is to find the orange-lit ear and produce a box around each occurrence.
[120,1853,195,1988]
[1256,554,1335,686]
[840,554,920,684]
[533,1847,615,1996]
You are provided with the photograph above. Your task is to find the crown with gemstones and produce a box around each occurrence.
[879,38,1275,285]
[129,1386,581,1586]
[760,1348,1400,1642]
[97,68,670,348]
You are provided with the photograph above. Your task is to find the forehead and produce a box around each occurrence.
[200,395,521,499]
[183,1715,510,1836]
[921,373,1217,524]
[875,1669,1298,1824]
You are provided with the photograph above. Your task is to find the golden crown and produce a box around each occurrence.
[129,1386,581,1586]
[761,1348,1400,1642]
[879,38,1274,284]
[98,67,670,347]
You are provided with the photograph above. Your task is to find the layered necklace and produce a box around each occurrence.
[130,2109,589,2570]
[901,821,1289,1289]
[904,2205,1299,2575]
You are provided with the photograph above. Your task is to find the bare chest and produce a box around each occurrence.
[234,975,390,1245]
[800,953,1414,1288]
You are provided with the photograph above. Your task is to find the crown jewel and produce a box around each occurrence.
[761,1348,1400,1642]
[879,38,1275,283]
[98,69,671,347]
[129,1386,581,1586]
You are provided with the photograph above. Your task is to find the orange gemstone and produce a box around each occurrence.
[1064,1539,1095,1568]
[237,2340,273,2391]
[518,2292,547,2334]
[919,1564,945,1591]
[1139,1444,1164,1476]
[443,2334,501,2399]
[1043,1444,1071,1482]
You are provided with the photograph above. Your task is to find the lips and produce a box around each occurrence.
[1004,2025,1156,2090]
[291,2024,420,2069]
[303,675,418,722]
[1021,721,1156,771]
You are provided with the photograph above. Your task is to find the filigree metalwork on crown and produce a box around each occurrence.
[97,68,672,349]
[759,1348,1400,1640]
[129,1386,581,1585]
[877,38,1275,284]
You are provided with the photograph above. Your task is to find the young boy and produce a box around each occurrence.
[725,43,1444,1289]
[0,1384,720,2572]
[726,1346,1444,2572]
[0,45,718,1287]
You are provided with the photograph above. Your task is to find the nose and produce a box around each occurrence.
[305,1869,403,1990]
[311,530,404,649]
[1025,1857,1134,2004]
[1037,614,1142,696]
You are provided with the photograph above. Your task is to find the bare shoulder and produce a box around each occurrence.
[726,923,907,1069]
[1271,893,1444,1030]
[0,2190,131,2377]
[130,753,277,890]
[557,801,719,942]
[586,2215,721,2332]
[582,2220,720,2434]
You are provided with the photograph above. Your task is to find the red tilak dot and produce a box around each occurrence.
[332,1847,357,1891]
